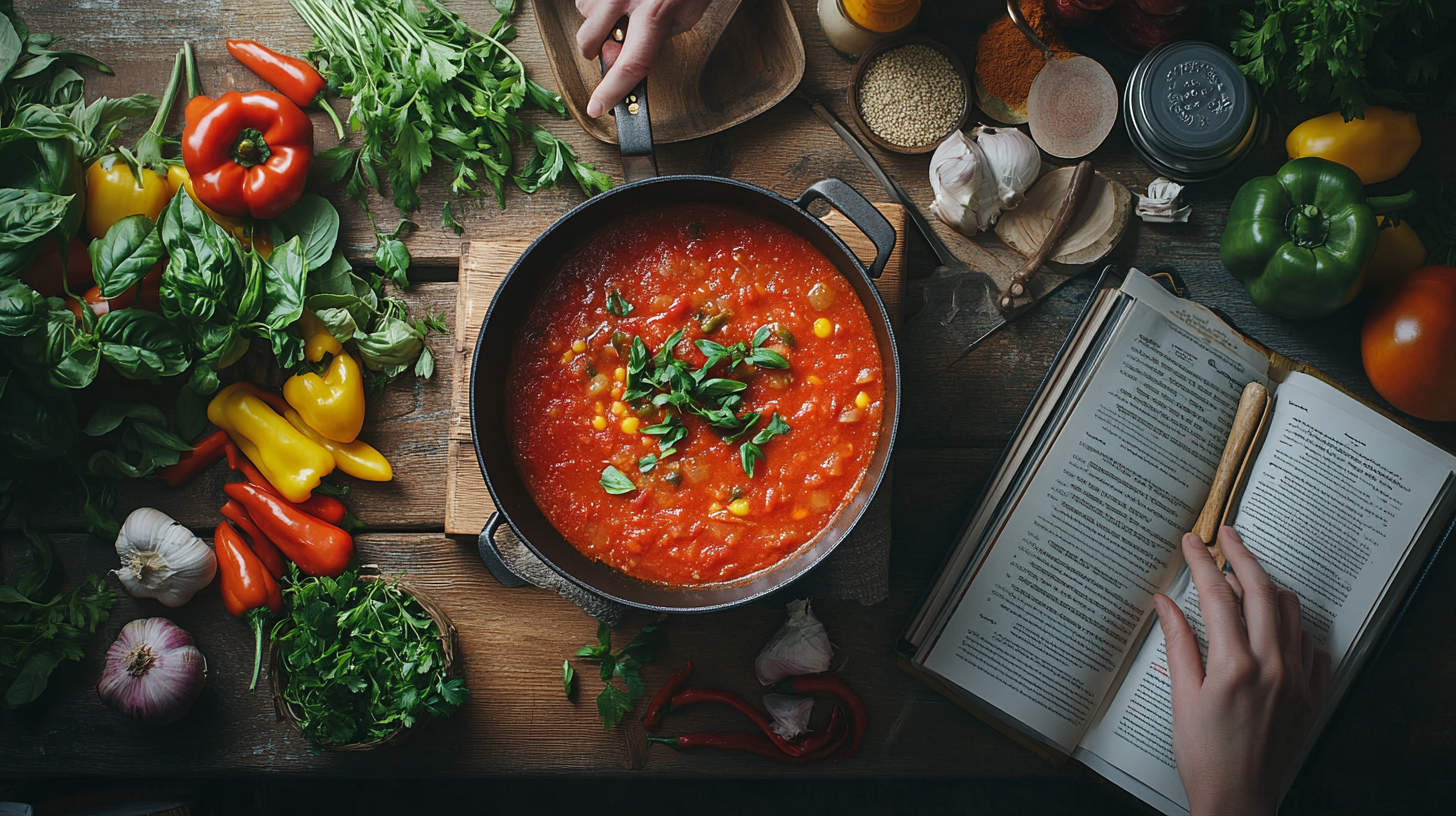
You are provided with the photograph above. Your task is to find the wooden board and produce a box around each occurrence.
[995,167,1132,266]
[445,204,908,535]
[532,0,805,145]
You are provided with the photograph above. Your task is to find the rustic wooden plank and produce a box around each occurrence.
[444,205,908,535]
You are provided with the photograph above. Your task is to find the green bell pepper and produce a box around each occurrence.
[1220,157,1413,319]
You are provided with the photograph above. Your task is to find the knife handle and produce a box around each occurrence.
[999,160,1093,312]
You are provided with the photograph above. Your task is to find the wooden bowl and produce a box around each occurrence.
[847,35,971,155]
[269,573,460,751]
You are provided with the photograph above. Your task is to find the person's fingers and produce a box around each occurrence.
[1276,588,1305,678]
[1217,526,1282,659]
[1155,593,1205,698]
[1225,570,1244,602]
[1182,532,1247,660]
[587,10,668,116]
[577,0,629,60]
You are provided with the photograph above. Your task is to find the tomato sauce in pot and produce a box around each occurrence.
[507,205,884,586]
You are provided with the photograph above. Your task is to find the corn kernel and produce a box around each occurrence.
[729,499,750,516]
[621,417,640,434]
[813,318,833,338]
[792,508,809,520]
[611,386,624,400]
[571,340,587,353]
[709,502,724,513]
[561,350,573,363]
[855,391,871,409]
[591,416,607,431]
[611,401,627,417]
[808,375,824,386]
[614,367,626,381]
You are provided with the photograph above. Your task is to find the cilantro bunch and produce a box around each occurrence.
[568,621,665,731]
[292,0,612,287]
[273,567,469,747]
[1230,0,1455,120]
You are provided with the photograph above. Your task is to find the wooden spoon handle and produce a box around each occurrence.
[999,160,1092,311]
[1195,381,1269,569]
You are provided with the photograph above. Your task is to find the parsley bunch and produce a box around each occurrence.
[1230,0,1455,120]
[291,0,612,287]
[273,567,468,746]
[568,621,664,731]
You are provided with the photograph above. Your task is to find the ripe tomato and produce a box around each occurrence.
[1361,265,1456,422]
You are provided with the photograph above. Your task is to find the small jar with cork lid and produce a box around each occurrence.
[819,0,920,59]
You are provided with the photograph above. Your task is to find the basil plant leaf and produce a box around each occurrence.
[0,188,72,249]
[257,235,307,330]
[90,213,163,298]
[354,315,424,374]
[0,277,47,337]
[96,308,190,379]
[599,465,636,495]
[268,194,339,272]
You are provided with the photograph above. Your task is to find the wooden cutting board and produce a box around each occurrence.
[445,204,908,535]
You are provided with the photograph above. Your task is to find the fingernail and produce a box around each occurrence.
[587,101,601,117]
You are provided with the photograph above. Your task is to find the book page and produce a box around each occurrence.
[920,286,1266,752]
[1077,372,1456,815]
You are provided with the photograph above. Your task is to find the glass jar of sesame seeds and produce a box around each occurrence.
[819,0,920,60]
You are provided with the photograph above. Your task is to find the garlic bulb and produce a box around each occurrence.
[764,693,814,740]
[974,126,1041,210]
[114,508,217,607]
[929,130,1000,235]
[98,617,207,725]
[755,599,833,685]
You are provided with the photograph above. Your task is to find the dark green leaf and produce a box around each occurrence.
[749,348,789,369]
[257,236,308,330]
[599,465,635,495]
[89,213,163,298]
[740,442,764,477]
[0,277,46,337]
[376,236,411,289]
[441,201,464,235]
[562,659,574,698]
[638,453,657,473]
[604,287,632,317]
[751,412,791,446]
[96,308,189,379]
[0,188,72,249]
[267,194,339,272]
[0,15,21,78]
[596,683,632,732]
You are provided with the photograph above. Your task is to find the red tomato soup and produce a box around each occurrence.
[507,205,884,586]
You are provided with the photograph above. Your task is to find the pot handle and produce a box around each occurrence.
[600,17,657,183]
[795,179,896,279]
[478,512,529,588]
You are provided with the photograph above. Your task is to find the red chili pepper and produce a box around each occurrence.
[641,662,693,730]
[182,89,313,219]
[773,674,867,761]
[668,687,812,757]
[224,482,353,577]
[220,499,288,579]
[215,522,282,691]
[225,39,345,140]
[157,429,229,487]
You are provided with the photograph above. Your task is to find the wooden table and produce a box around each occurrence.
[6,0,1456,807]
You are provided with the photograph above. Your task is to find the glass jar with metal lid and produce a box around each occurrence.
[1123,40,1265,183]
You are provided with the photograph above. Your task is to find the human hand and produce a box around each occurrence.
[576,0,713,116]
[1154,526,1332,816]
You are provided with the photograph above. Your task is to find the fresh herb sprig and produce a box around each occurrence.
[293,0,612,287]
[615,326,791,482]
[570,620,665,732]
[273,566,469,747]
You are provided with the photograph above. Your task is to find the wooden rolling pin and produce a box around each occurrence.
[1195,381,1269,569]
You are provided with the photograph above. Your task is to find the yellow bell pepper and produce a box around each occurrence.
[1286,107,1420,185]
[284,408,394,482]
[284,313,366,443]
[165,164,272,257]
[207,382,335,502]
[1363,216,1428,289]
[85,154,171,239]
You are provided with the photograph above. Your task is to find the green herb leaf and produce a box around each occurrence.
[638,453,657,473]
[0,277,47,337]
[562,659,575,698]
[89,214,163,298]
[605,287,632,317]
[740,442,764,477]
[267,194,339,272]
[599,465,636,495]
[442,201,465,235]
[96,309,190,379]
[752,411,791,445]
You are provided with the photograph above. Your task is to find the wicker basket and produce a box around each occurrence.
[269,571,460,751]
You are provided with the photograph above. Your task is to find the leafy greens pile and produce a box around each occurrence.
[1230,0,1455,120]
[0,520,115,709]
[569,620,665,732]
[274,566,469,746]
[292,0,612,287]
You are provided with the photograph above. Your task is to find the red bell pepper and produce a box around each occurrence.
[158,429,230,487]
[225,39,345,139]
[216,522,283,691]
[182,89,313,219]
[224,482,353,578]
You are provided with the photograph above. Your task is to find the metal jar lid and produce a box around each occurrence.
[1124,41,1259,182]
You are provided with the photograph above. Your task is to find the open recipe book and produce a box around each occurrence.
[901,269,1456,815]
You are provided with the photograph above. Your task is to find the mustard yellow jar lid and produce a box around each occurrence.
[841,0,919,33]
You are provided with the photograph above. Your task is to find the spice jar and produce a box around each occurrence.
[818,0,920,60]
[1123,40,1264,183]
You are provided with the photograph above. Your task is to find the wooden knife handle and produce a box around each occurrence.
[999,160,1093,312]
[1195,381,1269,568]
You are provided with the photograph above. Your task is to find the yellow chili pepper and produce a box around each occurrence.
[1285,107,1420,185]
[165,164,272,257]
[208,383,336,503]
[84,154,171,239]
[284,312,365,443]
[284,408,394,482]
[1363,216,1428,289]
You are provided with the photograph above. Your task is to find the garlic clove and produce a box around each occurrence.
[113,508,218,608]
[764,693,815,741]
[755,599,833,685]
[929,130,1001,235]
[972,126,1042,211]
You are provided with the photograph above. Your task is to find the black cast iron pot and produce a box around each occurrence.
[468,42,900,613]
